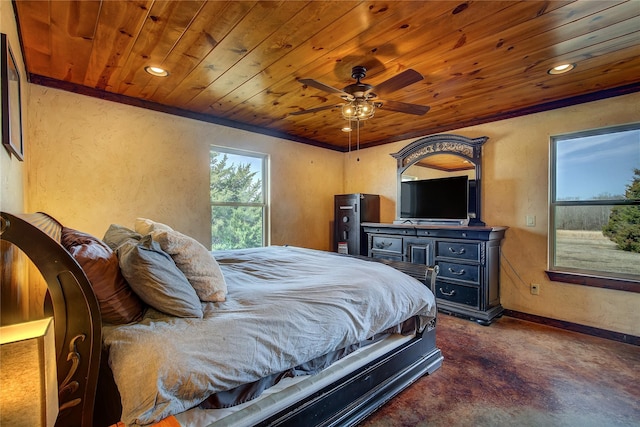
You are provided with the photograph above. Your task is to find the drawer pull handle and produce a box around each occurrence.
[448,247,466,255]
[448,267,466,276]
[440,288,456,296]
[375,241,393,249]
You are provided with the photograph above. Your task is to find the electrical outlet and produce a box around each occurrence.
[530,283,540,295]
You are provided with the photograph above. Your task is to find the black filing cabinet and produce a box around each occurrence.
[334,194,380,255]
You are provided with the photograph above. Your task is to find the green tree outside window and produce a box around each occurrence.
[210,149,266,250]
[603,168,640,253]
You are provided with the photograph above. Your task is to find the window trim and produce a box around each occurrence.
[545,270,640,293]
[210,145,270,248]
[548,123,640,292]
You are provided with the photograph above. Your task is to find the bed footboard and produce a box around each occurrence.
[261,323,442,427]
[0,212,101,427]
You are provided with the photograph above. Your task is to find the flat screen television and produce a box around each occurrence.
[400,175,469,220]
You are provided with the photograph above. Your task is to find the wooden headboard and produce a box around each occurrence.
[0,212,101,427]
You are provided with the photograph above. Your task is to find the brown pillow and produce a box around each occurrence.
[61,227,145,324]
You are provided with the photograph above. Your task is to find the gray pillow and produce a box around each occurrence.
[116,235,203,318]
[103,224,142,251]
[134,218,227,302]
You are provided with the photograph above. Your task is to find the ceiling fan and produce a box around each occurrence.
[290,66,430,120]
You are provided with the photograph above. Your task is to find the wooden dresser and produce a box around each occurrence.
[362,223,507,325]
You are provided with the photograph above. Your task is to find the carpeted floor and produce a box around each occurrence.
[359,314,640,427]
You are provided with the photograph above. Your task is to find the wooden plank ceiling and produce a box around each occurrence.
[13,0,640,151]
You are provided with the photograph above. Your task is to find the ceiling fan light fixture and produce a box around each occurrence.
[548,63,575,75]
[342,99,375,121]
[145,66,169,77]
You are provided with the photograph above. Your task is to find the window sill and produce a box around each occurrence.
[545,271,640,293]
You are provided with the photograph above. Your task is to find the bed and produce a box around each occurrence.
[0,211,443,427]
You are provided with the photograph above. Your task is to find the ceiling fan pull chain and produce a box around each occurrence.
[356,120,360,162]
[348,120,352,156]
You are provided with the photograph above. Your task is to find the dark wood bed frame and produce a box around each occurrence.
[0,211,443,427]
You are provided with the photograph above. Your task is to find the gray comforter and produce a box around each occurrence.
[103,246,437,426]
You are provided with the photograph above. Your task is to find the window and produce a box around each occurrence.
[210,147,268,250]
[549,123,640,291]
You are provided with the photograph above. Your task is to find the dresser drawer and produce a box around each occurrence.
[437,261,480,283]
[370,251,404,262]
[436,241,480,262]
[364,226,414,236]
[434,281,479,308]
[371,236,403,254]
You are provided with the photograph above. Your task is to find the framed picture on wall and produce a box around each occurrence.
[1,33,24,161]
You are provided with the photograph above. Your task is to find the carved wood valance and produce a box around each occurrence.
[391,134,487,171]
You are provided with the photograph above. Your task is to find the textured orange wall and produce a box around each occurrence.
[344,92,640,337]
[1,0,30,322]
[0,0,26,214]
[25,85,344,251]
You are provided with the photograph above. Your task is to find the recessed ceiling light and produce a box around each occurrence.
[144,66,169,77]
[548,63,575,75]
[341,126,352,132]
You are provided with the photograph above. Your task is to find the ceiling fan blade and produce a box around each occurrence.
[378,99,430,115]
[299,78,350,98]
[374,69,424,97]
[288,104,343,116]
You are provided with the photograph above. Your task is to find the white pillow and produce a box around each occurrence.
[135,218,227,302]
[135,217,172,235]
